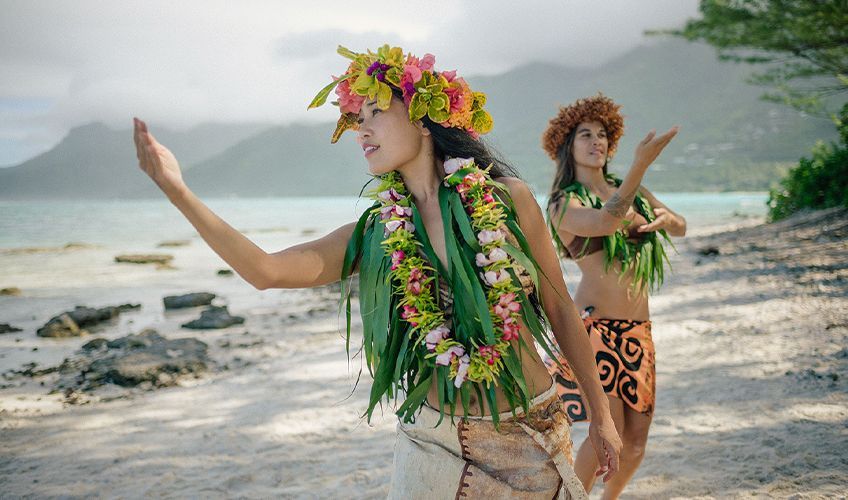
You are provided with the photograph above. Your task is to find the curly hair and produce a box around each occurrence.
[541,93,624,161]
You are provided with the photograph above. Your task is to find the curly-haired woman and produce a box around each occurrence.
[542,94,686,498]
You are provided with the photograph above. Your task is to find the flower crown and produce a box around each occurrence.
[542,93,624,161]
[308,45,494,143]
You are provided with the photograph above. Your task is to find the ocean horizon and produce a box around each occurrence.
[0,192,768,251]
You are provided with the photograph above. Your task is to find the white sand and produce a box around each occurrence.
[1,213,846,498]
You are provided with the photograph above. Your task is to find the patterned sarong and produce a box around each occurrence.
[389,383,587,499]
[544,311,656,422]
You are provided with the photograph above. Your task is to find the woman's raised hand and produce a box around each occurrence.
[133,118,188,201]
[632,126,679,171]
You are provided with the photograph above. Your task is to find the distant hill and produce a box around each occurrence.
[0,39,838,199]
[183,122,368,197]
[0,122,269,199]
[476,39,836,192]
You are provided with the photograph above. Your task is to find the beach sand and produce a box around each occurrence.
[1,209,846,498]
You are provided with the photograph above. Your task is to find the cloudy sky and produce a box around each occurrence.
[0,0,700,166]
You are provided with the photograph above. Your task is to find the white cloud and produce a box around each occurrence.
[0,0,699,166]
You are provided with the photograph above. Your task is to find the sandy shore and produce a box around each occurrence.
[1,209,846,498]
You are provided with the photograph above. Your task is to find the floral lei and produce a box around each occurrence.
[308,45,494,143]
[341,158,558,427]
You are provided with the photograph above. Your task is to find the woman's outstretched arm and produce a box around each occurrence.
[499,177,622,482]
[133,118,354,290]
[549,126,679,239]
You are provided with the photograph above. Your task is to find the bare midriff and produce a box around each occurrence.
[570,249,650,321]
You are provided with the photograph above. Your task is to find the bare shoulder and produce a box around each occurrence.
[493,176,535,207]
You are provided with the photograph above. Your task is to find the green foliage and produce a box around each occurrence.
[768,104,848,220]
[653,0,848,115]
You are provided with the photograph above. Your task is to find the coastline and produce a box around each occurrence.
[1,209,846,498]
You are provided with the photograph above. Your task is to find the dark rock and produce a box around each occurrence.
[216,269,234,276]
[114,254,174,265]
[182,306,245,330]
[697,246,720,256]
[67,304,141,328]
[81,338,108,351]
[36,304,141,338]
[163,292,216,309]
[57,329,209,391]
[37,313,86,338]
[0,323,23,334]
[1,287,22,296]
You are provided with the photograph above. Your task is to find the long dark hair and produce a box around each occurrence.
[546,127,609,215]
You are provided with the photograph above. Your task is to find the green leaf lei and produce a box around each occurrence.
[548,174,675,295]
[340,159,560,428]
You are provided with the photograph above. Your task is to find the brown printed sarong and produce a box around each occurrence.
[544,312,656,422]
[389,383,587,499]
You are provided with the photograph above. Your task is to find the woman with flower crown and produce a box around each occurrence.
[542,94,686,498]
[129,45,675,499]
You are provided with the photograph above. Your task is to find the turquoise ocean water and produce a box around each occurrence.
[0,193,768,251]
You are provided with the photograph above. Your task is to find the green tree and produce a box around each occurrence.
[767,103,848,220]
[653,1,848,220]
[651,0,848,115]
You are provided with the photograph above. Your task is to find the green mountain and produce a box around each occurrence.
[0,40,838,199]
[183,122,368,197]
[0,122,269,199]
[477,39,837,193]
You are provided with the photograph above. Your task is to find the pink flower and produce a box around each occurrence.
[489,248,508,262]
[462,171,486,186]
[408,267,424,282]
[483,269,510,286]
[391,205,412,218]
[441,69,457,82]
[477,229,505,246]
[494,292,520,319]
[443,84,466,113]
[482,192,495,204]
[454,354,470,388]
[335,77,365,115]
[401,305,419,326]
[407,280,422,295]
[419,53,435,71]
[391,250,405,270]
[377,188,404,203]
[425,324,450,351]
[502,317,520,341]
[385,220,414,234]
[476,247,510,267]
[443,157,474,174]
[475,252,490,267]
[479,345,501,366]
[436,345,465,366]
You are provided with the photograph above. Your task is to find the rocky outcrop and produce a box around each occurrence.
[163,292,216,309]
[36,304,141,338]
[57,329,209,391]
[182,306,245,329]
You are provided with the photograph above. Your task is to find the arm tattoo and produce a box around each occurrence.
[603,185,639,219]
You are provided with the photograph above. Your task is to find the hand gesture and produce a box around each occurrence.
[632,126,679,172]
[637,207,675,233]
[588,417,622,483]
[133,118,187,200]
